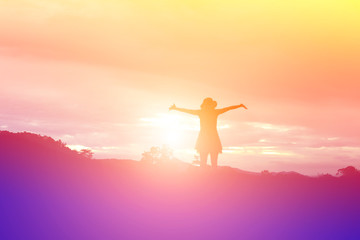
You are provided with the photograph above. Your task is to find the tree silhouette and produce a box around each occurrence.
[79,149,94,159]
[141,145,175,164]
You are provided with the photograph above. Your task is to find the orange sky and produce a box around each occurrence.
[1,0,360,174]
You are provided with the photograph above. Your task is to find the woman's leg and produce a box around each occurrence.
[210,152,218,168]
[200,152,208,168]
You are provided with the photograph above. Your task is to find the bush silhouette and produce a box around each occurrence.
[141,145,175,164]
[337,166,360,177]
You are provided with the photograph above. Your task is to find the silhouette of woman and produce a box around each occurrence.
[169,98,247,168]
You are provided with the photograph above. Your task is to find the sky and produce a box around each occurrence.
[1,0,360,175]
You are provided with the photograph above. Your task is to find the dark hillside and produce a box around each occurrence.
[1,131,359,240]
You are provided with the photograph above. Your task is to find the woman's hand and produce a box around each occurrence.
[169,104,177,111]
[240,104,248,109]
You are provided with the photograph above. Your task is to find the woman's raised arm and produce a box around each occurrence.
[169,104,200,115]
[217,104,247,114]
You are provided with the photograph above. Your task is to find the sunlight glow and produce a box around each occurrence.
[140,113,199,146]
[140,113,233,147]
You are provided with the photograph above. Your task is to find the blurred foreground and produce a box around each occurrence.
[1,131,359,240]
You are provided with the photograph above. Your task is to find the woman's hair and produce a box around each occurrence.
[201,97,217,109]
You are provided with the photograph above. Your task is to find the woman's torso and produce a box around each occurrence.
[198,109,219,134]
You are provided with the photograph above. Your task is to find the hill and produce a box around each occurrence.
[1,131,359,240]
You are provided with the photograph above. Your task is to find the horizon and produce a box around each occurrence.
[1,1,360,175]
[1,129,356,177]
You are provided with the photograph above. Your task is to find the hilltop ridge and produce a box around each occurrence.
[1,131,360,240]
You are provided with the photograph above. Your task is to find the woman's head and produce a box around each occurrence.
[201,97,217,110]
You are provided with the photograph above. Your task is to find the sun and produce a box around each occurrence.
[159,114,184,146]
[140,113,198,147]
